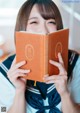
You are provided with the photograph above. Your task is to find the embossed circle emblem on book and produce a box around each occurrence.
[25,44,34,61]
[55,42,62,58]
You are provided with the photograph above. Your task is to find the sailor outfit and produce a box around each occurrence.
[0,50,80,113]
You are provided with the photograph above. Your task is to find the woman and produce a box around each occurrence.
[0,0,80,113]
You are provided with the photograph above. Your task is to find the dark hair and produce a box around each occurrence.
[15,0,63,32]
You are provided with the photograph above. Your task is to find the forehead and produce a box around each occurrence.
[28,4,55,20]
[29,5,41,18]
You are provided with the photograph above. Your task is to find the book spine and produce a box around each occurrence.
[43,35,49,77]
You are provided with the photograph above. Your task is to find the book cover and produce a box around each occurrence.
[16,29,69,82]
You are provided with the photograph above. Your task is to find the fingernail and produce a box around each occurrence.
[27,70,30,72]
[23,61,26,63]
[49,60,53,64]
[58,52,61,56]
[43,77,45,80]
[43,78,46,82]
[43,77,47,80]
[49,60,52,63]
[43,77,46,80]
[24,69,30,73]
[24,60,27,63]
[44,75,47,77]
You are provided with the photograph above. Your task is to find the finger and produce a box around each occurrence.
[7,72,27,83]
[49,60,58,67]
[44,74,49,78]
[49,60,60,68]
[44,74,68,84]
[44,75,60,82]
[45,80,54,84]
[58,53,64,65]
[45,79,57,84]
[10,72,27,80]
[49,59,66,74]
[45,78,61,84]
[8,69,30,78]
[16,69,30,73]
[20,77,26,82]
[11,60,26,70]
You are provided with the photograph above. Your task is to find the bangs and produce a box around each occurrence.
[15,0,63,32]
[36,3,55,20]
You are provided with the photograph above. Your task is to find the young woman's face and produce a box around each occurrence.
[27,5,57,34]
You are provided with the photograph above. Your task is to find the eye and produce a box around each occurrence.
[48,21,56,25]
[30,21,38,24]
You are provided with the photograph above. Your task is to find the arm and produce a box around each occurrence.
[7,57,30,113]
[44,53,80,113]
[61,91,80,113]
[7,89,26,113]
[61,55,80,113]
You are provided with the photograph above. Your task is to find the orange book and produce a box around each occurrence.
[16,29,69,82]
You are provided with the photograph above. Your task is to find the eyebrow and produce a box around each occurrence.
[28,17,55,21]
[28,17,38,20]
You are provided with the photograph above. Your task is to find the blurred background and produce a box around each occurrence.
[0,0,80,61]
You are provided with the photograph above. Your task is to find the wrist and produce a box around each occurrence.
[61,90,70,100]
[16,88,25,96]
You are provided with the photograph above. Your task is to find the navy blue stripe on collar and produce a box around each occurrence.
[2,54,15,70]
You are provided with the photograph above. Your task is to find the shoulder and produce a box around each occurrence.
[73,54,80,76]
[68,49,80,75]
[0,54,16,69]
[0,54,15,73]
[68,50,80,103]
[0,54,16,85]
[0,54,16,110]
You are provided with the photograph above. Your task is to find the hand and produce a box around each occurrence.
[44,53,68,96]
[7,57,30,92]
